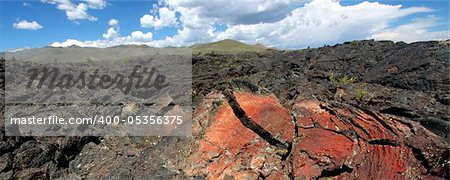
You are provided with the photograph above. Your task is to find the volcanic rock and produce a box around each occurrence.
[0,40,449,179]
[183,81,448,179]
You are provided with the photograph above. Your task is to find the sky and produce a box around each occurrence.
[0,0,449,51]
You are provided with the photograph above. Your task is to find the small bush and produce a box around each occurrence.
[329,73,357,87]
[350,40,359,46]
[191,89,198,100]
[329,73,368,101]
[355,83,368,101]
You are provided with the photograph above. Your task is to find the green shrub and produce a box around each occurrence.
[329,73,357,87]
[191,89,198,100]
[350,40,359,46]
[355,83,368,101]
[329,73,368,101]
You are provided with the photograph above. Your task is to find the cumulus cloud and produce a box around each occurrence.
[214,0,436,48]
[102,27,118,39]
[165,0,302,25]
[154,0,444,48]
[128,31,153,41]
[104,19,120,38]
[83,0,107,9]
[51,31,154,47]
[140,7,178,29]
[42,0,107,21]
[50,0,449,48]
[369,16,450,42]
[108,19,119,26]
[52,19,153,47]
[51,39,87,47]
[13,20,43,30]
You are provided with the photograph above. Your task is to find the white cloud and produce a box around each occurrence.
[128,31,153,41]
[108,19,119,26]
[51,30,154,47]
[52,19,153,47]
[165,0,303,25]
[51,39,87,47]
[102,27,119,39]
[83,0,107,9]
[153,0,442,48]
[140,7,178,29]
[23,2,32,7]
[42,0,107,21]
[214,0,435,48]
[104,19,120,39]
[13,20,43,30]
[164,26,217,46]
[50,0,449,49]
[69,3,97,21]
[370,16,450,42]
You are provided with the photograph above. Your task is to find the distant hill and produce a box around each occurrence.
[191,39,267,54]
[111,44,151,48]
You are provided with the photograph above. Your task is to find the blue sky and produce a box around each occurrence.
[0,0,449,51]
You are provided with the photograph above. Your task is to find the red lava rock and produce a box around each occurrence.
[233,92,295,142]
[291,98,448,179]
[184,90,449,179]
[185,91,293,179]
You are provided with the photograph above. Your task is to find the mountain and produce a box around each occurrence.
[110,44,151,48]
[191,39,267,54]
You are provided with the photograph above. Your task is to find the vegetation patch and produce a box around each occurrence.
[329,73,368,101]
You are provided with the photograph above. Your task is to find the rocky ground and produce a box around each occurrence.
[0,40,449,179]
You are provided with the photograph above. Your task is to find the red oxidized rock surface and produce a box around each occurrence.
[291,98,447,179]
[185,90,294,179]
[184,85,449,179]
